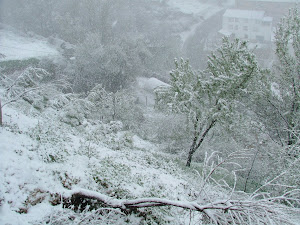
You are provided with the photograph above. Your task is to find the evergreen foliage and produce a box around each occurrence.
[74,34,150,93]
[252,7,300,147]
[274,7,300,145]
[156,37,267,166]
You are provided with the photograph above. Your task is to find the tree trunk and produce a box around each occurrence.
[112,94,116,120]
[186,119,216,167]
[186,136,198,167]
[244,147,259,192]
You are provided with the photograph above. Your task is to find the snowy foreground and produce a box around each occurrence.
[1,89,300,224]
[0,102,205,224]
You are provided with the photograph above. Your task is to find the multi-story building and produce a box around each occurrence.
[220,9,273,42]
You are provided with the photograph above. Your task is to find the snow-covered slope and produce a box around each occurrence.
[0,94,204,224]
[1,78,300,224]
[0,25,59,62]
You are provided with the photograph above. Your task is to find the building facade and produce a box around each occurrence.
[220,9,273,42]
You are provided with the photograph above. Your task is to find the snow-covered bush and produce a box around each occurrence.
[87,84,144,130]
[108,121,123,133]
[264,131,300,194]
[60,99,95,126]
[15,67,52,88]
[78,120,133,151]
[0,66,70,124]
[30,120,70,163]
[3,67,53,101]
[50,93,75,109]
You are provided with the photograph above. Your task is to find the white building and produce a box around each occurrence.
[220,9,273,42]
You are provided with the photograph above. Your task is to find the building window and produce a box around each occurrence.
[229,25,233,30]
[243,18,248,23]
[228,17,234,22]
[244,34,248,39]
[243,26,248,31]
[235,25,239,30]
[235,18,239,22]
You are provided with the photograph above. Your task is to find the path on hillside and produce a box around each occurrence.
[183,9,225,68]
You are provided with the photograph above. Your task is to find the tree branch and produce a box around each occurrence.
[66,188,237,212]
[64,188,299,224]
[1,87,40,108]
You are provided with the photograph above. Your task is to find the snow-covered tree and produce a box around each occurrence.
[251,7,299,148]
[74,33,150,93]
[273,7,299,145]
[87,84,144,129]
[0,67,69,125]
[156,37,267,166]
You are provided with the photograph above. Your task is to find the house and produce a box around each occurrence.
[219,9,273,42]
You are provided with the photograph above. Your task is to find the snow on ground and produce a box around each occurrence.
[1,79,300,224]
[0,109,54,224]
[132,134,156,150]
[0,25,60,61]
[0,88,200,224]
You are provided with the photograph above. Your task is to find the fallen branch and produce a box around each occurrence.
[64,188,300,224]
[66,188,233,211]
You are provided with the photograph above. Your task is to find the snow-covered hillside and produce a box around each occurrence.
[0,93,206,224]
[1,84,299,224]
[0,25,59,62]
[1,1,299,222]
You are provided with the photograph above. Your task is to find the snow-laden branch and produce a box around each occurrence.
[1,87,40,108]
[67,188,235,211]
[65,188,300,224]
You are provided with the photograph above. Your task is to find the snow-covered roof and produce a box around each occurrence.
[137,77,170,91]
[223,9,265,19]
